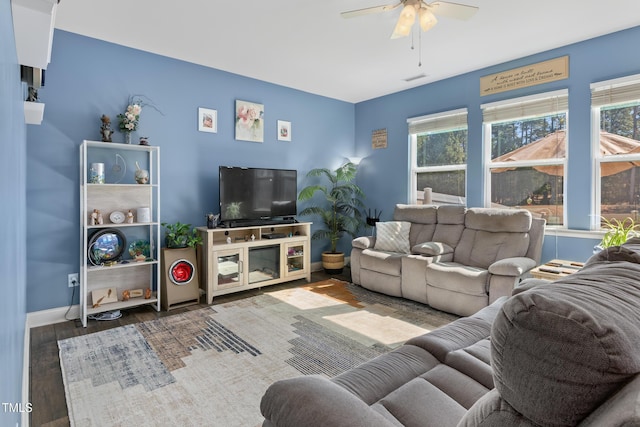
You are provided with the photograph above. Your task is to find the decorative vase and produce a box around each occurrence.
[124,132,132,144]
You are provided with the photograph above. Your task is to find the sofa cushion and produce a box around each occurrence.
[465,208,532,232]
[361,249,403,275]
[374,221,411,254]
[412,242,454,256]
[426,262,489,296]
[491,260,640,426]
[436,205,466,224]
[393,204,438,224]
[454,229,529,269]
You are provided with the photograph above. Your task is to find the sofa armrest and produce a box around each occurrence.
[353,236,376,249]
[260,375,395,427]
[488,257,536,276]
[412,241,454,256]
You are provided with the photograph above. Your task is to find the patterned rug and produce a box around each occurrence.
[58,279,457,427]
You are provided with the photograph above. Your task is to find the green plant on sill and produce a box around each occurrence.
[599,217,640,248]
[298,162,365,254]
[161,221,203,249]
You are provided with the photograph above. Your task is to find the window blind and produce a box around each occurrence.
[481,89,568,123]
[408,108,467,135]
[591,74,640,107]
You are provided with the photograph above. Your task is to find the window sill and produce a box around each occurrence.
[544,227,603,239]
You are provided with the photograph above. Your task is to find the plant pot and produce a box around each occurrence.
[322,251,344,274]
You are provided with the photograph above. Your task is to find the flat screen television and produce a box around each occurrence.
[219,166,297,225]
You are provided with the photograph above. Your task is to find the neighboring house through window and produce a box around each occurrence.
[408,108,468,205]
[482,90,568,226]
[591,74,640,228]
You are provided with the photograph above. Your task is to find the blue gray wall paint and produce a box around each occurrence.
[1,0,27,423]
[27,30,355,312]
[354,26,640,262]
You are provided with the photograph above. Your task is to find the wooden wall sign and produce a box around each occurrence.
[480,56,569,96]
[372,128,387,149]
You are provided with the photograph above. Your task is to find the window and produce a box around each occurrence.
[591,75,640,228]
[408,108,467,205]
[482,90,568,226]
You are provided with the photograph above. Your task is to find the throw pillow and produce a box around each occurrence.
[374,221,411,254]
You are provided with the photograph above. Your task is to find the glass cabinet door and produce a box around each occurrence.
[214,249,243,290]
[285,243,305,276]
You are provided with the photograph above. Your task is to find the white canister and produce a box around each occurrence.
[137,207,151,223]
[89,163,105,184]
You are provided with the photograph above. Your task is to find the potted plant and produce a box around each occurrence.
[161,221,202,249]
[598,217,639,249]
[298,161,365,273]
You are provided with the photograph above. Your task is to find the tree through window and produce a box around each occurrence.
[408,109,467,205]
[483,90,568,226]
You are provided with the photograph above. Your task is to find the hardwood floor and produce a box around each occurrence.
[29,269,351,427]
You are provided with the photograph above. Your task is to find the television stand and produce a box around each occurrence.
[197,222,311,304]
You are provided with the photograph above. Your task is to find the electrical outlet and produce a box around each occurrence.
[68,273,79,287]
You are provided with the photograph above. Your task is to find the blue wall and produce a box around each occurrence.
[0,0,27,424]
[24,26,640,314]
[26,30,355,312]
[354,26,640,263]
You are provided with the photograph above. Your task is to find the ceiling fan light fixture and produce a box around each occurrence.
[391,4,417,39]
[418,8,438,32]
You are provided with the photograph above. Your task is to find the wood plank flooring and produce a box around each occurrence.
[29,269,350,427]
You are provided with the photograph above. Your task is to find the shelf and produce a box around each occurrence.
[83,140,160,152]
[87,260,158,272]
[86,294,158,316]
[87,222,159,229]
[86,183,158,188]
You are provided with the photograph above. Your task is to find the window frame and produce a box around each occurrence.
[408,108,468,204]
[590,74,640,230]
[481,90,569,226]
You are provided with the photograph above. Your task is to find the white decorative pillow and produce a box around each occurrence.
[374,221,411,254]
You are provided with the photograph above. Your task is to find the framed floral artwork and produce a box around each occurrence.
[277,120,291,141]
[198,107,217,133]
[235,100,264,142]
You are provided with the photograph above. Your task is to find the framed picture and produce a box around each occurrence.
[277,120,291,141]
[198,107,217,133]
[235,100,264,142]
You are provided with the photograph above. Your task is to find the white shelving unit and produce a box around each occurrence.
[79,140,160,327]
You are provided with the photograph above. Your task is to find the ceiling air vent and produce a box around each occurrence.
[403,73,427,82]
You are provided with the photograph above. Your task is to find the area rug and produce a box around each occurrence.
[58,279,457,427]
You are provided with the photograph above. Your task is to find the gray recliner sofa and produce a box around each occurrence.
[351,204,545,316]
[261,239,640,426]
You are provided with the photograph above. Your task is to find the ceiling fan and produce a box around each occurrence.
[341,0,478,39]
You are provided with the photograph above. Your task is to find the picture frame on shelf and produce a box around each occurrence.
[235,100,264,142]
[277,120,291,141]
[198,107,217,133]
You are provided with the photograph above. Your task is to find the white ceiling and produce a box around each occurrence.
[54,0,640,103]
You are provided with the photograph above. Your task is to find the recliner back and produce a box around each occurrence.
[453,208,532,269]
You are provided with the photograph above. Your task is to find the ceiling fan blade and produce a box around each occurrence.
[341,2,402,19]
[426,1,478,20]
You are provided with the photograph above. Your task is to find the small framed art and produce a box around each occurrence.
[198,107,217,133]
[277,120,291,141]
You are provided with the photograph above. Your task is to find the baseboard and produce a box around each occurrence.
[26,305,80,329]
[22,320,30,427]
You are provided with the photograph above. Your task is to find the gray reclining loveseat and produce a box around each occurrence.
[351,204,545,316]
